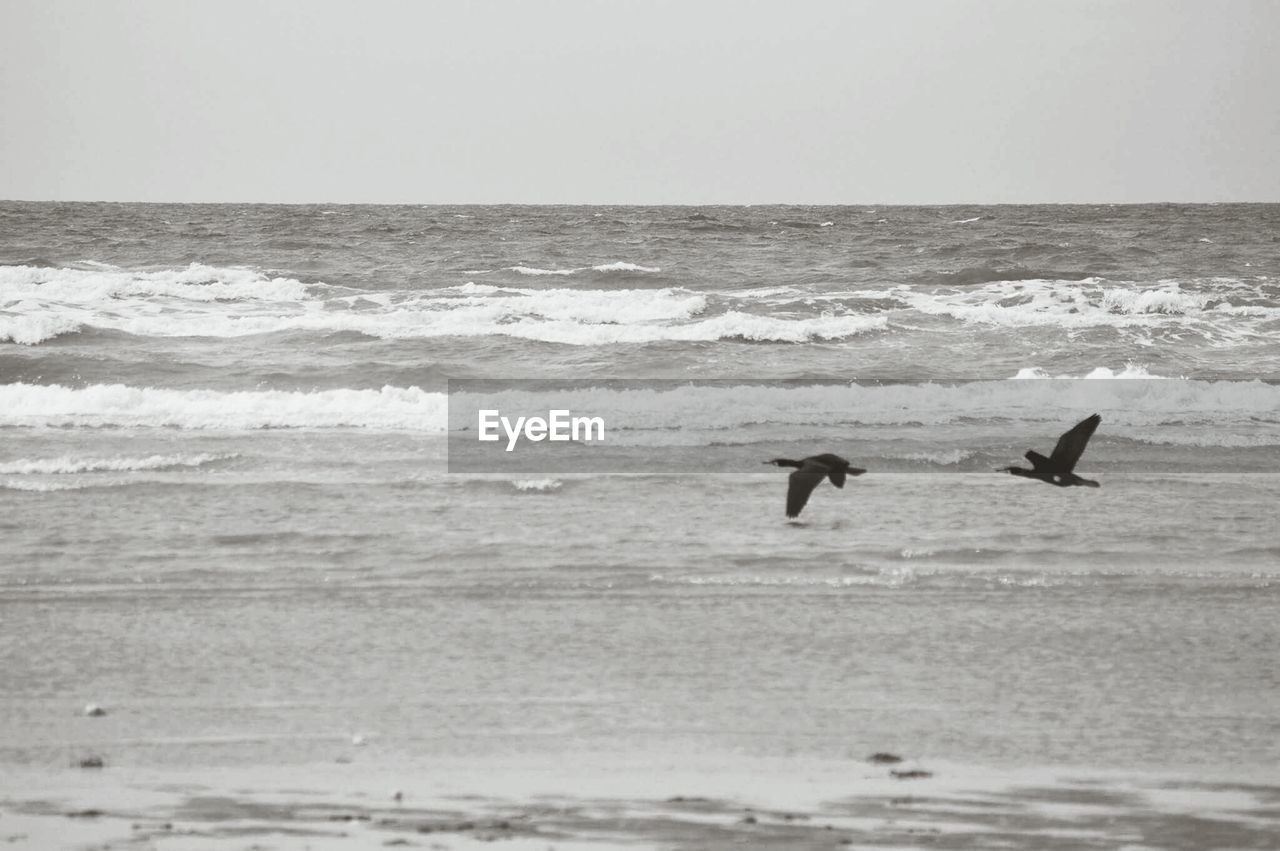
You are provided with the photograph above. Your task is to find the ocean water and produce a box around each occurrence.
[1,203,1278,785]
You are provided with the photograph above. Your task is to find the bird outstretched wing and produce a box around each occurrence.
[804,454,865,489]
[786,462,829,518]
[1048,414,1101,473]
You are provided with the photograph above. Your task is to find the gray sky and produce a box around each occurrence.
[2,0,1277,203]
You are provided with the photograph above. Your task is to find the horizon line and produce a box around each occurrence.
[3,198,1279,207]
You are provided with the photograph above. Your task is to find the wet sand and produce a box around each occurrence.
[2,757,1278,850]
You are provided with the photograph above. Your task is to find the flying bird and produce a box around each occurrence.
[1002,414,1102,487]
[764,453,867,518]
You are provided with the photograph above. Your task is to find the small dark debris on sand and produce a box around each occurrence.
[77,756,105,769]
[67,809,104,818]
[891,769,934,780]
[868,752,903,764]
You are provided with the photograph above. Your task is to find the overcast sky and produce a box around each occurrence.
[2,0,1277,204]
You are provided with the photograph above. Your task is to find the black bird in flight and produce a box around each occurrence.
[764,453,867,518]
[1002,414,1102,487]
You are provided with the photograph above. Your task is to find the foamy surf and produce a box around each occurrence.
[510,262,661,276]
[0,383,447,430]
[0,479,136,492]
[1,264,891,344]
[899,278,1280,334]
[511,478,563,492]
[0,313,82,345]
[0,453,235,475]
[0,262,315,304]
[1012,365,1170,379]
[894,449,977,465]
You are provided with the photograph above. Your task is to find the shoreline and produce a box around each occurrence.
[3,755,1277,849]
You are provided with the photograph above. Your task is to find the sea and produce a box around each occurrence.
[1,203,1278,841]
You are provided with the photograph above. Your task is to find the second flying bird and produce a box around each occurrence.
[764,454,867,519]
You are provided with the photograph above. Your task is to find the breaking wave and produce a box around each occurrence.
[0,453,234,475]
[2,261,885,345]
[1012,365,1168,379]
[0,313,82,345]
[0,262,314,303]
[900,278,1280,331]
[510,262,661,276]
[511,478,563,492]
[0,384,448,430]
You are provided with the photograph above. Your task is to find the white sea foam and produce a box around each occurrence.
[591,262,661,273]
[0,479,127,492]
[649,573,905,588]
[5,263,1275,354]
[895,449,976,465]
[94,302,879,345]
[0,453,234,475]
[1012,365,1170,379]
[454,311,886,345]
[511,266,577,277]
[900,279,1277,331]
[452,282,508,294]
[2,269,891,344]
[1099,287,1212,315]
[510,262,660,276]
[0,263,314,304]
[411,287,707,325]
[0,313,82,344]
[1,263,322,345]
[0,384,448,430]
[511,478,563,492]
